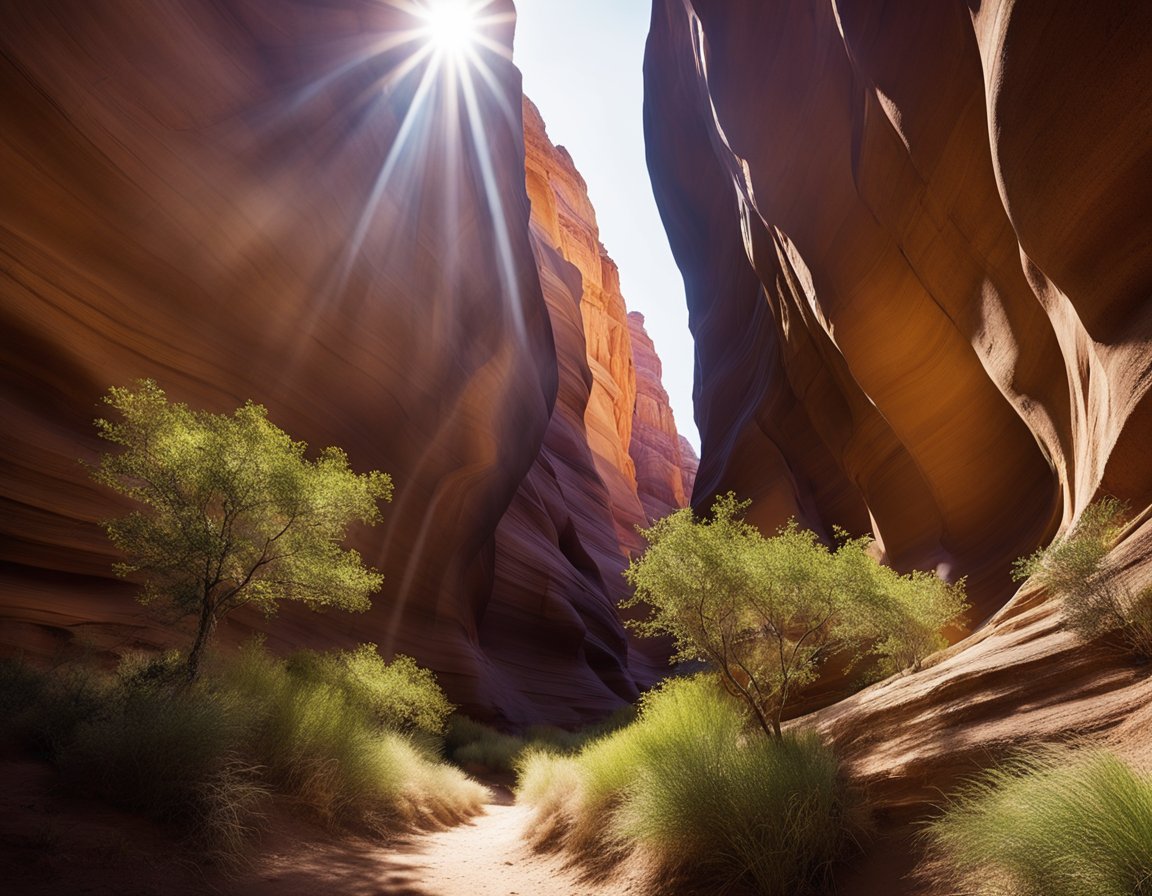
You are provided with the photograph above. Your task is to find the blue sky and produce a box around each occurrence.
[511,0,700,451]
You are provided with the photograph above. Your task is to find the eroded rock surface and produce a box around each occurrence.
[0,0,692,724]
[644,0,1152,838]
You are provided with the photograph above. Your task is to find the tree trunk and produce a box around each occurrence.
[186,597,217,681]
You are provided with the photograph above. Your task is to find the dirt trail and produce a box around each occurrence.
[244,786,639,896]
[1,760,637,896]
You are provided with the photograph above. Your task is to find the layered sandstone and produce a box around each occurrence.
[644,0,1152,867]
[515,98,698,696]
[628,311,699,521]
[522,97,648,551]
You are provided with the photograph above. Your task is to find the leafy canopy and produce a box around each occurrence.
[92,379,392,677]
[623,493,966,738]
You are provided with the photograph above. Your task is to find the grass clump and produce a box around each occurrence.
[0,642,484,865]
[1014,497,1152,657]
[927,746,1152,896]
[517,675,859,894]
[213,641,485,832]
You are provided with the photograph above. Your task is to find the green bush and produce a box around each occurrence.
[445,709,636,776]
[1,644,484,864]
[286,644,454,738]
[927,747,1152,896]
[518,676,859,894]
[624,493,967,738]
[216,642,484,831]
[1014,498,1152,656]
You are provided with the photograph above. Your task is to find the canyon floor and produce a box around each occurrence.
[1,759,641,896]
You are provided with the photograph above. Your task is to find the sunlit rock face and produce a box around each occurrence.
[522,98,648,554]
[628,311,699,522]
[499,99,700,717]
[0,0,558,712]
[645,0,1152,824]
[0,0,694,725]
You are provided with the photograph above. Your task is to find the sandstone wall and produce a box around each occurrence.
[0,0,696,725]
[644,0,1152,838]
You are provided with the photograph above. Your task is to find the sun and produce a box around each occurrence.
[418,0,481,56]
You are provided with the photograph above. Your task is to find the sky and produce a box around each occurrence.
[510,0,700,452]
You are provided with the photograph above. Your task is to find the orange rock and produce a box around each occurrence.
[0,2,694,725]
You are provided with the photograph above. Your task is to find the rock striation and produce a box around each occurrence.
[513,98,698,701]
[0,0,692,725]
[628,311,699,522]
[644,0,1152,873]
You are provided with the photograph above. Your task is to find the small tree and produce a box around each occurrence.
[91,380,393,680]
[1013,497,1152,657]
[623,493,966,738]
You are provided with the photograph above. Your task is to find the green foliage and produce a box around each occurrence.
[623,493,967,737]
[0,646,483,864]
[1013,498,1152,656]
[215,641,483,831]
[444,709,636,775]
[518,676,859,895]
[927,747,1152,896]
[287,645,454,738]
[91,379,393,678]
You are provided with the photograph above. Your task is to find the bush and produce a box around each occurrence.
[1,644,484,864]
[216,642,484,832]
[1014,498,1152,656]
[624,494,967,738]
[287,644,454,738]
[445,709,637,776]
[927,747,1152,896]
[518,676,860,894]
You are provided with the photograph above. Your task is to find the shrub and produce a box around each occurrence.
[624,493,967,737]
[2,645,484,864]
[90,379,392,679]
[1014,498,1152,656]
[518,676,859,894]
[216,642,484,832]
[287,644,454,738]
[445,709,636,775]
[927,747,1152,896]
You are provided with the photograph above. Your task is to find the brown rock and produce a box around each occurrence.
[644,0,1152,847]
[628,311,699,520]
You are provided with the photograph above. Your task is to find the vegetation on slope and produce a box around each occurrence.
[1014,497,1152,657]
[517,675,864,895]
[624,493,967,737]
[0,642,484,866]
[927,746,1152,896]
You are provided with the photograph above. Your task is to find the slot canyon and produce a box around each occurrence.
[1,1,1150,894]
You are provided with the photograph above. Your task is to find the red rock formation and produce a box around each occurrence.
[628,311,699,520]
[645,0,1152,882]
[522,97,648,550]
[506,99,700,709]
[0,0,561,716]
[0,0,696,726]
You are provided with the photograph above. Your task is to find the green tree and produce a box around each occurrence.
[623,493,966,738]
[91,380,392,680]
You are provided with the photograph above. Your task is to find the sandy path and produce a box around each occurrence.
[386,796,627,896]
[243,787,640,896]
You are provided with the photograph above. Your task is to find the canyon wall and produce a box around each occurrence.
[0,0,691,725]
[515,98,698,698]
[644,0,1152,826]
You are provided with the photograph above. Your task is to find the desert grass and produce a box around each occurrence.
[517,675,860,895]
[0,643,485,865]
[927,746,1152,896]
